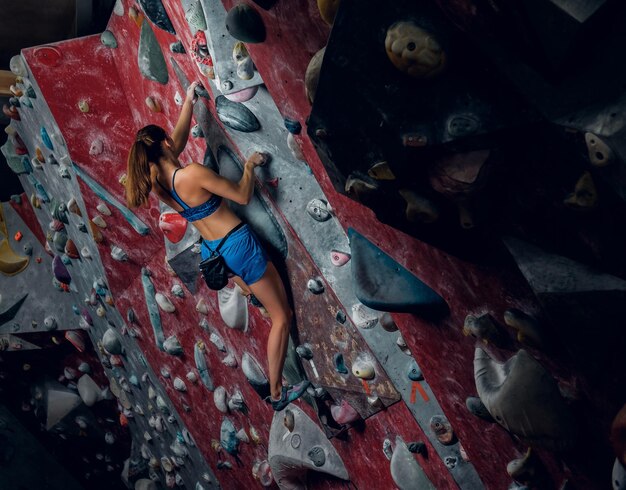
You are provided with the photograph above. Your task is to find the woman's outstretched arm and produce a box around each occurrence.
[171,81,199,157]
[193,152,268,205]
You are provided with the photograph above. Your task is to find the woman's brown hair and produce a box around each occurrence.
[126,125,167,208]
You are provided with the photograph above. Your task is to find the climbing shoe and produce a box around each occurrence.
[269,380,311,411]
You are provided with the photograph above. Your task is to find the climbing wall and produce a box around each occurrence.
[3,0,626,489]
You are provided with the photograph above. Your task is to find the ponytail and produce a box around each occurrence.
[126,125,167,208]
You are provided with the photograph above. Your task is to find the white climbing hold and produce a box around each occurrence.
[287,133,305,161]
[77,374,103,406]
[186,371,198,383]
[352,356,376,380]
[90,139,104,156]
[155,293,176,313]
[171,283,184,298]
[9,55,28,77]
[111,246,128,262]
[209,331,226,352]
[173,377,187,392]
[80,247,92,259]
[214,386,228,413]
[236,428,249,443]
[352,303,378,329]
[196,298,209,315]
[92,215,107,228]
[228,390,245,412]
[96,201,111,215]
[113,0,124,15]
[222,352,238,368]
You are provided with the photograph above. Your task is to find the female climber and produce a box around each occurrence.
[125,81,309,411]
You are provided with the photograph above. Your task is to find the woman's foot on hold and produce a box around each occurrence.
[248,294,270,317]
[269,380,311,411]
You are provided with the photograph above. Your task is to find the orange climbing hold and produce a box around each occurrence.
[14,231,22,241]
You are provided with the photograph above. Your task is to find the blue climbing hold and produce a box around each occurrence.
[284,118,302,135]
[407,359,423,381]
[138,0,176,34]
[348,228,447,315]
[40,127,53,150]
[220,418,239,455]
[334,353,348,374]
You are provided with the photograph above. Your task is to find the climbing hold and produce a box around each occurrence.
[237,56,255,80]
[173,377,187,392]
[171,284,184,298]
[159,212,188,243]
[385,21,445,78]
[186,371,197,383]
[225,4,266,43]
[344,173,379,201]
[331,400,360,424]
[228,390,245,411]
[96,202,111,216]
[52,255,71,284]
[307,277,325,294]
[100,30,118,48]
[368,161,396,180]
[283,409,295,431]
[333,353,348,374]
[196,298,209,315]
[507,448,543,486]
[585,132,613,167]
[351,356,375,380]
[222,352,238,367]
[242,352,270,397]
[474,348,576,450]
[77,99,89,113]
[214,386,229,413]
[390,436,435,489]
[225,86,258,103]
[430,415,455,445]
[63,237,78,259]
[138,20,169,84]
[305,47,325,104]
[40,127,54,150]
[503,309,545,349]
[170,41,185,54]
[185,0,207,33]
[564,171,597,209]
[269,404,349,484]
[9,55,27,77]
[80,246,91,259]
[209,330,227,352]
[138,0,176,34]
[92,215,106,228]
[2,104,20,121]
[306,198,331,221]
[77,374,104,406]
[287,133,306,161]
[463,313,503,344]
[43,316,57,331]
[113,0,124,15]
[155,293,175,312]
[163,335,183,356]
[218,284,248,331]
[145,96,161,112]
[351,303,378,329]
[102,328,123,355]
[398,189,439,223]
[111,245,129,262]
[221,418,239,454]
[330,250,350,267]
[407,359,423,381]
[191,124,204,138]
[296,344,314,360]
[349,228,447,314]
[614,459,626,490]
[465,396,494,422]
[396,335,411,355]
[317,0,340,25]
[215,96,261,132]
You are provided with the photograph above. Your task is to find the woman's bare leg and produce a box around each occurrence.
[247,262,291,399]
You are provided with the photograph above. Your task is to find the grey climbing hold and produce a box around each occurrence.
[333,353,348,374]
[170,41,185,54]
[215,95,260,132]
[185,0,207,33]
[225,4,266,43]
[474,348,576,450]
[306,198,331,221]
[305,47,325,104]
[228,390,245,412]
[141,269,165,350]
[163,335,183,356]
[138,0,176,34]
[390,436,435,490]
[307,277,324,294]
[269,405,349,487]
[307,447,325,467]
[349,228,447,315]
[138,20,169,84]
[214,386,228,413]
[242,352,270,398]
[102,328,123,355]
[45,383,83,430]
[407,442,426,455]
[465,396,495,422]
[77,375,103,407]
[100,30,118,48]
[446,113,480,138]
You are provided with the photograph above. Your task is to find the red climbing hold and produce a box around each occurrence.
[159,212,187,243]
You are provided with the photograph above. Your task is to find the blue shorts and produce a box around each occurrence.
[201,224,268,285]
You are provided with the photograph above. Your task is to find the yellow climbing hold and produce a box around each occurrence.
[0,205,29,276]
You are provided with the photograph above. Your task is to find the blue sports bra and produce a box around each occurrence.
[157,168,222,222]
